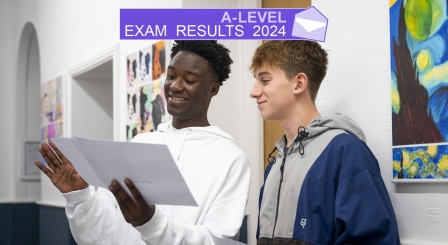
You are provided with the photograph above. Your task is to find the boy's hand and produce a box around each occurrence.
[109,178,156,227]
[35,142,88,193]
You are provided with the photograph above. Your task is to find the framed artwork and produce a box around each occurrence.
[40,76,64,166]
[126,41,169,141]
[390,0,448,181]
[21,141,41,181]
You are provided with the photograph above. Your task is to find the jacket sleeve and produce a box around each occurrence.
[63,186,145,245]
[134,153,251,245]
[334,169,400,245]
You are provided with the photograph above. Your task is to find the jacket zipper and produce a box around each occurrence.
[270,151,287,245]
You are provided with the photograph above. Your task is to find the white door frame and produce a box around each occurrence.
[66,44,120,141]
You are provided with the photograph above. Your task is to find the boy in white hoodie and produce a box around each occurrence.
[35,40,251,245]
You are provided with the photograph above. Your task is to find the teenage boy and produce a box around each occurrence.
[250,40,400,244]
[36,40,250,245]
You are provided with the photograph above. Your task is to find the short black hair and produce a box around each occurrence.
[170,40,233,86]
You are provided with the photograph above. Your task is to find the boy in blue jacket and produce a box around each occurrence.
[250,40,400,245]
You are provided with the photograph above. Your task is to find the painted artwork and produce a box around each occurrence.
[139,46,152,85]
[40,76,64,165]
[127,52,139,89]
[40,76,64,144]
[152,41,167,80]
[393,145,448,179]
[126,41,168,141]
[390,0,448,180]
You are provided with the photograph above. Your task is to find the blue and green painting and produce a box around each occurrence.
[390,0,448,179]
[393,145,448,179]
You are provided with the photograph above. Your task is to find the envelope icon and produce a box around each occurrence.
[292,6,328,42]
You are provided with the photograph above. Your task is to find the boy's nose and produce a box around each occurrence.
[250,82,261,98]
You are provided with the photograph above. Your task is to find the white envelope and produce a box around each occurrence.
[295,18,327,32]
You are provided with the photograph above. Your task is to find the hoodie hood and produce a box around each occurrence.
[154,121,236,160]
[307,114,366,142]
[156,121,236,143]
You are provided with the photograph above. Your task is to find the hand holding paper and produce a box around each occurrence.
[109,178,156,227]
[40,137,197,206]
[35,141,88,193]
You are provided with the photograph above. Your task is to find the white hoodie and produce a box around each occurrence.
[62,122,251,245]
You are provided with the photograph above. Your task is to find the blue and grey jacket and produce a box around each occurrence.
[257,114,400,245]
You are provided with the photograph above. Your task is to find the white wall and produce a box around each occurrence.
[3,0,182,206]
[72,67,114,141]
[17,28,42,202]
[0,0,14,202]
[313,0,448,244]
[0,3,42,204]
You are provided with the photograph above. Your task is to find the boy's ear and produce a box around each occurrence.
[210,82,220,97]
[293,73,308,95]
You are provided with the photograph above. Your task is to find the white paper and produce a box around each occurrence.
[211,234,246,245]
[50,137,197,206]
[50,138,104,188]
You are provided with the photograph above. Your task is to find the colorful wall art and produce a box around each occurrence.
[126,41,168,141]
[40,76,64,144]
[390,0,448,180]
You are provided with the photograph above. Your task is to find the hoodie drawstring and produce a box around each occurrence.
[160,125,190,161]
[268,128,309,164]
[267,146,278,164]
[293,126,309,156]
[177,129,191,160]
[162,125,169,144]
[267,135,286,165]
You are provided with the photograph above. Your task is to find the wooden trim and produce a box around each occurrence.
[263,120,284,169]
[262,0,311,8]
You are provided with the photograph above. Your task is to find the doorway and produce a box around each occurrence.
[71,60,114,141]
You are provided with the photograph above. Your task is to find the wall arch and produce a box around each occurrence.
[16,22,41,182]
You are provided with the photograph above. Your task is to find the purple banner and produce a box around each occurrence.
[120,7,328,41]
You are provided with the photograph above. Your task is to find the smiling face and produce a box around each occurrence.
[250,64,298,121]
[164,51,219,126]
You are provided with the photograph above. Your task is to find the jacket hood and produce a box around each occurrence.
[272,114,366,158]
[307,114,366,142]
